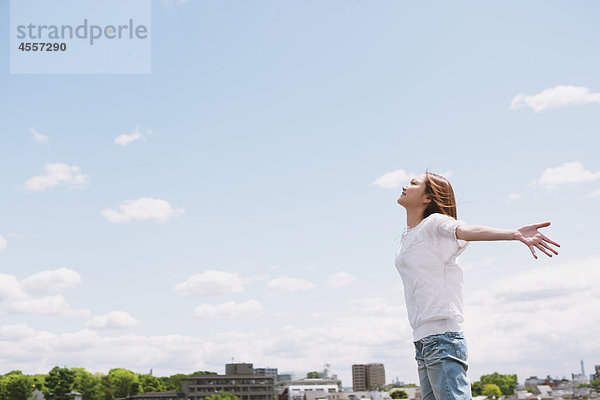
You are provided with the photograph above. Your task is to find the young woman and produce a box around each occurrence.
[395,171,560,400]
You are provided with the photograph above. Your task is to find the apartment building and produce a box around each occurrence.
[182,364,273,400]
[352,364,386,391]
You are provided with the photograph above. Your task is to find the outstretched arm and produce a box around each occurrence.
[456,222,560,259]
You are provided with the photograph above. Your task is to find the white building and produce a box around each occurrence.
[344,391,392,400]
[280,378,342,400]
[255,368,279,381]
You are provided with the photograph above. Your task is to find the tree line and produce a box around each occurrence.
[471,372,600,397]
[0,367,217,400]
[470,373,518,397]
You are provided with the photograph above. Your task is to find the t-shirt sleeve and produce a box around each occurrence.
[425,213,469,263]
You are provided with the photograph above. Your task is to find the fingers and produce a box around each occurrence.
[528,239,558,259]
[536,222,551,228]
[539,239,559,255]
[529,245,537,259]
[541,234,561,248]
[535,243,553,257]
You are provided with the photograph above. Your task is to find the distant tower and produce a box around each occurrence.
[581,360,586,377]
[323,363,330,379]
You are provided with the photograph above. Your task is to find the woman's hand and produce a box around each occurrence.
[515,222,560,259]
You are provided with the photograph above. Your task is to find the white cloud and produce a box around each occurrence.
[29,128,48,144]
[373,169,453,189]
[0,295,411,383]
[507,193,522,201]
[0,269,86,317]
[114,126,151,146]
[346,297,405,318]
[193,300,264,319]
[510,85,600,112]
[85,311,141,330]
[461,256,497,272]
[102,197,184,223]
[23,163,88,191]
[244,274,270,284]
[373,169,414,189]
[0,235,6,252]
[326,272,357,288]
[463,255,600,368]
[267,277,316,292]
[5,295,90,317]
[20,268,81,294]
[101,208,131,223]
[533,161,600,189]
[0,274,28,302]
[174,270,244,297]
[0,324,37,341]
[585,189,600,198]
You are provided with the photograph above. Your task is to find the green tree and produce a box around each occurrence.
[139,375,162,394]
[402,384,418,388]
[71,368,102,400]
[480,373,518,396]
[471,381,483,396]
[482,384,501,398]
[390,390,408,399]
[31,375,46,392]
[306,372,320,379]
[590,377,600,390]
[206,393,240,400]
[158,374,187,391]
[108,369,139,399]
[1,371,34,400]
[45,367,75,400]
[190,372,217,376]
[99,375,114,400]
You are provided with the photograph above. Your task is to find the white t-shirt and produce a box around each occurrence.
[394,212,469,342]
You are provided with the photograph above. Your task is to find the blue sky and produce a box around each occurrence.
[1,0,599,387]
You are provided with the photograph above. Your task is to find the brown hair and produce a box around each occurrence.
[423,170,458,219]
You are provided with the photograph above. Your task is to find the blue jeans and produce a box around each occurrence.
[414,331,472,400]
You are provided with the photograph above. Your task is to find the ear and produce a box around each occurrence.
[423,195,432,204]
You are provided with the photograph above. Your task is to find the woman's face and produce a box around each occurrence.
[397,174,428,207]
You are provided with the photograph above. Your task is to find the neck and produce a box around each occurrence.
[406,208,426,229]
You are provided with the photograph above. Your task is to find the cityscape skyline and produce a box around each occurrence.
[1,359,597,388]
[3,361,598,400]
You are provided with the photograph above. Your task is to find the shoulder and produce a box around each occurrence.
[420,212,446,232]
[424,212,456,225]
[423,212,464,235]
